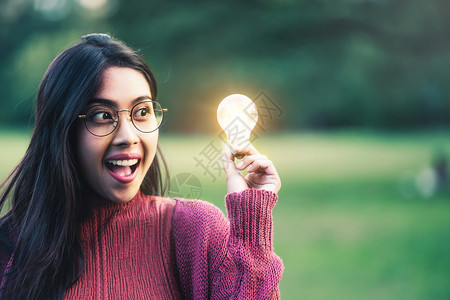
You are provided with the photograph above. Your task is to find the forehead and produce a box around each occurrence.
[92,66,152,107]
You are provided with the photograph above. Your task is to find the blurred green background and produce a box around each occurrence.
[1,0,450,299]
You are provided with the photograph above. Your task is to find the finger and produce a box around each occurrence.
[245,172,281,193]
[236,154,268,170]
[246,159,278,176]
[231,143,260,158]
[245,159,282,194]
[222,143,250,194]
[223,143,236,161]
[221,143,240,178]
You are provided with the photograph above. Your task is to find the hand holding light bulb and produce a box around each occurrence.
[218,94,281,194]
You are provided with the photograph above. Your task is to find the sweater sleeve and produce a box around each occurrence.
[172,189,283,299]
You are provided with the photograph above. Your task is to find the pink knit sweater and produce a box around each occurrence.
[1,189,283,299]
[172,189,283,299]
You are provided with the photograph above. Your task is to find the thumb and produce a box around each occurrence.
[221,143,248,194]
[221,143,238,177]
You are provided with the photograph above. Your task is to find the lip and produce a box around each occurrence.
[104,153,141,184]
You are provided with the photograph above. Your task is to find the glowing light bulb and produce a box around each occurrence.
[217,94,258,157]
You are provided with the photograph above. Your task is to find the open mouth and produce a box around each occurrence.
[105,159,140,183]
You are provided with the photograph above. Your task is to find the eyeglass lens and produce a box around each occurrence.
[83,101,163,136]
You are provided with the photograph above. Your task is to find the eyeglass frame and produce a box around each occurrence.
[77,100,168,137]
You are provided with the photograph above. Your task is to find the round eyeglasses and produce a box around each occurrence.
[78,100,167,137]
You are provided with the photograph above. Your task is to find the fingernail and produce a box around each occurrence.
[237,161,244,168]
[247,164,253,171]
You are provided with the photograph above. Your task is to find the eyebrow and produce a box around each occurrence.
[88,96,152,107]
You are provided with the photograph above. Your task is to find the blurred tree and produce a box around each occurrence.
[0,0,448,131]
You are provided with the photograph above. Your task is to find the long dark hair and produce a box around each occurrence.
[0,33,168,299]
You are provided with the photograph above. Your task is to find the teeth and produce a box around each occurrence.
[107,159,138,166]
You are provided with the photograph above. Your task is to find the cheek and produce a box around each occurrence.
[76,128,107,174]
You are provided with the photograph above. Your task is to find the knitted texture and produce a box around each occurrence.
[65,194,181,299]
[0,189,283,299]
[173,189,283,299]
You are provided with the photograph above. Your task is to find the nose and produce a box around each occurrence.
[111,110,139,146]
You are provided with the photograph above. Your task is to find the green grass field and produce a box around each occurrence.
[1,129,449,299]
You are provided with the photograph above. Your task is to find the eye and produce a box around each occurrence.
[86,107,115,124]
[133,103,153,121]
[137,107,149,117]
[93,111,113,120]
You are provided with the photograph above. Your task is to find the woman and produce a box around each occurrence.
[0,33,283,299]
